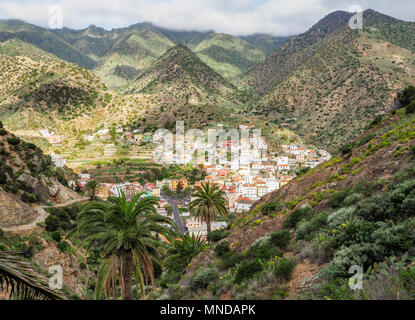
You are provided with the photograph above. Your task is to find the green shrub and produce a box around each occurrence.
[218,251,241,270]
[21,192,37,203]
[343,193,364,207]
[214,241,231,257]
[405,101,415,115]
[190,267,218,291]
[328,189,351,208]
[0,129,7,136]
[234,259,263,283]
[327,207,356,228]
[57,242,69,252]
[339,144,353,155]
[356,195,393,222]
[296,212,328,240]
[270,230,291,250]
[273,258,296,280]
[45,215,60,232]
[51,230,62,242]
[261,201,280,216]
[7,137,20,145]
[160,270,182,289]
[283,206,314,229]
[208,229,230,242]
[352,179,374,197]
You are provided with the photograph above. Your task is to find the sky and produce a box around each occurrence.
[0,0,414,36]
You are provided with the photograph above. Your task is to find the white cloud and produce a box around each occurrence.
[0,0,413,36]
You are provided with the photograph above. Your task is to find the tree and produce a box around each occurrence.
[165,233,208,272]
[0,251,65,300]
[188,182,228,235]
[72,191,176,300]
[86,180,98,201]
[165,205,173,216]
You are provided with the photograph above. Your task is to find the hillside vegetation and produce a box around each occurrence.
[151,88,415,300]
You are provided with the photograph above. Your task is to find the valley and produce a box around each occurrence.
[0,7,415,302]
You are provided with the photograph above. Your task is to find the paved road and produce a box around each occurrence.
[161,194,191,235]
[3,197,89,232]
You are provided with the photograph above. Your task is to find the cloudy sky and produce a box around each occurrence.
[0,0,414,36]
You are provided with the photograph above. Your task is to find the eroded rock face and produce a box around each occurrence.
[32,240,94,298]
[0,190,37,227]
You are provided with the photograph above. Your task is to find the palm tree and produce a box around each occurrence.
[165,233,208,272]
[86,180,98,201]
[188,182,228,235]
[72,191,176,300]
[0,251,65,300]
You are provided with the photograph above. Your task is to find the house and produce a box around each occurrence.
[256,182,268,198]
[169,179,188,190]
[241,184,258,199]
[235,198,255,212]
[39,129,51,138]
[97,129,109,136]
[50,152,66,168]
[79,173,91,180]
[156,207,168,217]
[151,188,161,197]
[277,164,290,171]
[47,136,63,146]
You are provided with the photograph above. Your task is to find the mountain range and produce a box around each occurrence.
[0,9,415,152]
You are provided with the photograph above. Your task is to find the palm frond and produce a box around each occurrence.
[0,251,66,300]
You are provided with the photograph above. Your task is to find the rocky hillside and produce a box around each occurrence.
[155,88,415,300]
[0,122,80,228]
[125,44,237,103]
[247,10,415,151]
[0,39,113,134]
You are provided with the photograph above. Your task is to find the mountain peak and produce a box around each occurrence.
[84,24,107,37]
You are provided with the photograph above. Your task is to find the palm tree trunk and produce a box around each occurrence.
[123,250,134,300]
[206,214,212,234]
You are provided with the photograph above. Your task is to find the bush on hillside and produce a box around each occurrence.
[190,267,218,291]
[273,258,296,280]
[283,206,314,229]
[270,230,291,250]
[214,241,231,257]
[208,229,230,242]
[234,259,263,283]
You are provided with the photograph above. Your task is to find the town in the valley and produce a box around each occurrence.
[45,124,332,239]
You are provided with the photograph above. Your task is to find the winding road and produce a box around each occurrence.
[161,194,190,235]
[2,197,89,232]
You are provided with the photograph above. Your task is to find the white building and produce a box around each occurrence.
[235,198,255,212]
[50,152,66,168]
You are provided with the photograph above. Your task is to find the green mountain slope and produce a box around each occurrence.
[93,28,175,89]
[247,10,415,151]
[240,34,291,55]
[125,44,237,102]
[191,33,267,80]
[0,19,96,69]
